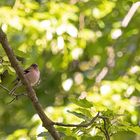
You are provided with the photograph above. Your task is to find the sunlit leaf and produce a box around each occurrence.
[76,108,92,118]
[7,66,15,75]
[67,110,89,121]
[128,126,140,135]
[81,136,103,140]
[14,50,30,58]
[63,136,77,140]
[70,98,93,108]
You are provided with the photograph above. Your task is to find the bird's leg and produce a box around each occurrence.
[7,92,27,104]
[9,82,22,95]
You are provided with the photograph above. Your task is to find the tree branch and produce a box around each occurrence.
[100,116,110,140]
[7,93,27,104]
[0,28,60,140]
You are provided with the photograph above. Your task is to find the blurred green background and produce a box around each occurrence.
[0,0,140,140]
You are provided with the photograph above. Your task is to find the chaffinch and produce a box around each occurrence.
[10,64,40,95]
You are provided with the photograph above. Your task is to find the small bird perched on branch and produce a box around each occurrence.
[9,63,40,95]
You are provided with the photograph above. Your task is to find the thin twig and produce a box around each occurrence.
[53,112,100,127]
[0,83,27,104]
[7,93,27,104]
[9,82,22,95]
[96,126,106,136]
[101,117,110,140]
[0,83,10,92]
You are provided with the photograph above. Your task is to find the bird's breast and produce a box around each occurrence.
[25,70,40,86]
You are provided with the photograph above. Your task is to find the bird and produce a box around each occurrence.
[9,63,40,95]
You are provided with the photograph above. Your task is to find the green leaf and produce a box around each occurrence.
[70,98,93,108]
[2,56,9,61]
[116,122,140,135]
[81,135,103,140]
[67,110,89,121]
[76,108,92,118]
[7,66,15,75]
[38,131,65,139]
[14,50,29,58]
[63,136,77,140]
[129,126,140,135]
[0,64,4,74]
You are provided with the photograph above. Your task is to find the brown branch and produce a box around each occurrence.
[96,126,106,136]
[53,112,100,127]
[0,28,60,140]
[100,116,110,140]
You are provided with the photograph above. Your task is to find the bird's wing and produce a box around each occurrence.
[24,69,30,74]
[12,67,31,84]
[23,66,32,74]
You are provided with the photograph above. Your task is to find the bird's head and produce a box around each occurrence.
[31,64,38,69]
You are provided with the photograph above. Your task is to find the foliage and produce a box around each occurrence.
[0,0,140,140]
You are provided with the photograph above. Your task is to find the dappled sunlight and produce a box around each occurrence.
[92,1,115,19]
[90,127,97,136]
[131,115,137,124]
[0,0,140,139]
[62,78,73,91]
[125,86,135,97]
[100,84,111,96]
[112,94,121,102]
[57,36,64,50]
[111,28,122,39]
[18,44,28,53]
[79,29,96,41]
[117,51,123,57]
[46,31,53,40]
[56,24,78,37]
[6,129,30,140]
[78,91,87,99]
[66,24,78,37]
[9,16,22,30]
[45,106,54,114]
[71,48,83,60]
[40,20,51,30]
[36,125,46,136]
[74,72,84,85]
[45,104,83,124]
[31,114,40,122]
[129,65,140,74]
[56,24,66,35]
[1,23,7,32]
